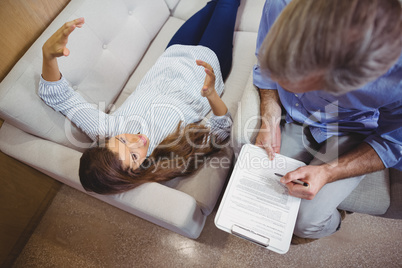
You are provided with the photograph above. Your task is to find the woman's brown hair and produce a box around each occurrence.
[79,122,229,195]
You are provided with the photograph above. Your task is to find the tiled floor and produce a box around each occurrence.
[11,185,402,268]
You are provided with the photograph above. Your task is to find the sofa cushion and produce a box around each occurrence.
[172,0,264,33]
[164,0,180,10]
[338,170,391,215]
[0,0,170,151]
[375,168,402,218]
[162,146,233,215]
[113,17,183,109]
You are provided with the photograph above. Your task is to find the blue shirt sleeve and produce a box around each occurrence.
[364,99,402,170]
[253,0,288,90]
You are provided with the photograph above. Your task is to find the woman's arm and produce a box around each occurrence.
[39,18,111,141]
[39,77,108,141]
[196,60,231,141]
[196,60,228,116]
[42,18,85,81]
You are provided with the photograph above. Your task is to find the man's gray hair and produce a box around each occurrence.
[259,0,402,94]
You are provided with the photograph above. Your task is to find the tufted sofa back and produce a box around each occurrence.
[0,0,173,151]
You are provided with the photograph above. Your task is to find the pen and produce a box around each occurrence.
[274,173,309,187]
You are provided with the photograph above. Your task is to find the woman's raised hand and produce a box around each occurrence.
[196,60,228,116]
[196,60,217,97]
[42,18,85,60]
[41,18,84,81]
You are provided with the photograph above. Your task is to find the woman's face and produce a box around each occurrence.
[107,133,150,170]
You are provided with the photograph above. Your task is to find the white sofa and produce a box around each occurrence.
[0,0,266,238]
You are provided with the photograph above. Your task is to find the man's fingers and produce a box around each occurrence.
[273,124,281,153]
[266,145,275,160]
[281,168,306,184]
[271,135,279,155]
[256,141,275,160]
[255,123,281,160]
[286,183,313,199]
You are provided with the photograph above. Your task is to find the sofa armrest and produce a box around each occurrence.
[231,71,261,155]
[97,183,206,238]
[0,122,206,238]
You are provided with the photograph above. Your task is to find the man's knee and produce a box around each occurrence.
[294,210,339,239]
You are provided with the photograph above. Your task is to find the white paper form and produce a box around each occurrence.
[215,144,306,254]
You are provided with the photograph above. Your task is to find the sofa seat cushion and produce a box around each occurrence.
[338,170,391,215]
[161,146,233,215]
[0,0,170,151]
[381,169,402,218]
[172,0,264,33]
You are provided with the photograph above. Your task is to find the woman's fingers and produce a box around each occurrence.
[196,59,208,68]
[43,18,85,59]
[196,60,215,83]
[63,18,85,37]
[74,17,85,28]
[197,60,217,97]
[65,18,85,29]
[204,68,215,85]
[62,47,70,57]
[196,60,215,73]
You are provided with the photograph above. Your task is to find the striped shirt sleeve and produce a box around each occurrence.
[38,75,108,141]
[206,111,233,141]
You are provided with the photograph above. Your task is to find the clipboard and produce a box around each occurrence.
[214,144,305,254]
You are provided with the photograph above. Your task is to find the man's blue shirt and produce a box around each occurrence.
[253,0,402,170]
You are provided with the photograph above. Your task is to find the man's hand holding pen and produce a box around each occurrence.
[277,165,332,200]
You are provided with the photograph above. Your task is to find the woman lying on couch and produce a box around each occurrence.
[39,0,240,194]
